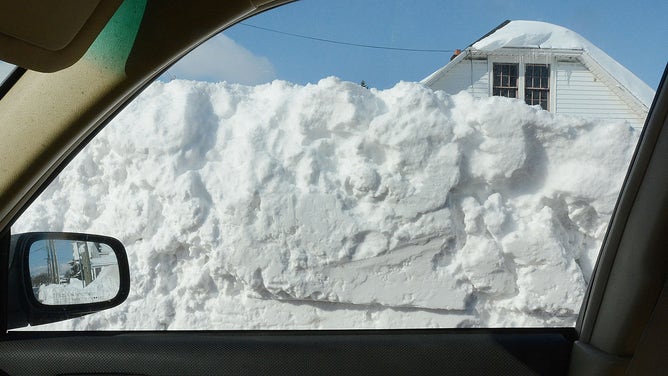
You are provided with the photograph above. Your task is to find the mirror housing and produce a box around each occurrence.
[7,232,130,329]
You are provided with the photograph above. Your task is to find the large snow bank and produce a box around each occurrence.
[14,77,638,329]
[472,20,655,107]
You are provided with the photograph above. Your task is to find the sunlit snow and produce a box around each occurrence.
[14,77,639,329]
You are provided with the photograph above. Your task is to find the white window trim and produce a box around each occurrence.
[488,55,557,112]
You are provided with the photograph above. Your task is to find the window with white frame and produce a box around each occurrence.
[492,63,518,98]
[525,64,550,110]
[492,62,551,111]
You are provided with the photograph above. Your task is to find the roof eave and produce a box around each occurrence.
[420,48,472,86]
[420,47,584,86]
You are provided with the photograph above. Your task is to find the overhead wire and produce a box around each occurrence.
[238,23,454,53]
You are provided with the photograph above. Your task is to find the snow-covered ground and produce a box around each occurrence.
[37,264,120,305]
[14,77,639,329]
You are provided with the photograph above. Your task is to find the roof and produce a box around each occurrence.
[422,20,655,108]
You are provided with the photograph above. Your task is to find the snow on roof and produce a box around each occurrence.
[471,20,655,107]
[473,20,589,51]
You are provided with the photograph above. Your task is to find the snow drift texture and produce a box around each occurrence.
[14,77,639,329]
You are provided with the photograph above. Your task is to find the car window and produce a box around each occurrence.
[12,0,660,330]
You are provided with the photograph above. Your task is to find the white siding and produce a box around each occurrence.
[555,62,645,128]
[428,60,488,97]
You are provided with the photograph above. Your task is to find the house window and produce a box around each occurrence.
[525,64,550,110]
[493,63,518,98]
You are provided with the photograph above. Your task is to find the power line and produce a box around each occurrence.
[238,23,454,53]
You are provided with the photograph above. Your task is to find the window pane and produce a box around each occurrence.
[525,64,550,109]
[525,89,549,110]
[493,63,519,98]
[12,4,653,331]
[526,64,549,89]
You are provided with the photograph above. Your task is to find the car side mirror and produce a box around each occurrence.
[7,232,130,329]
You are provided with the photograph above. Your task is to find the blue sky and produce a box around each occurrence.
[29,240,75,279]
[2,0,666,90]
[167,0,666,90]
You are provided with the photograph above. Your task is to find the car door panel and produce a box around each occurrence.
[0,329,575,376]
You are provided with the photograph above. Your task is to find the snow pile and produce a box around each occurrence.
[14,77,639,329]
[472,20,655,107]
[37,265,120,305]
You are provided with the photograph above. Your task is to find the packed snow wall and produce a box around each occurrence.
[14,77,639,329]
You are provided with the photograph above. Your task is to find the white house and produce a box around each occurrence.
[422,20,655,129]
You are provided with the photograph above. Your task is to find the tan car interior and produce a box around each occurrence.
[0,1,665,374]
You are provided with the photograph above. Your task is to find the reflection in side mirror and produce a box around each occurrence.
[29,239,120,305]
[7,232,130,329]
